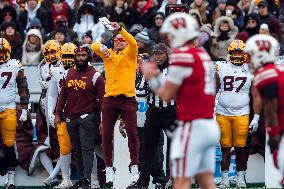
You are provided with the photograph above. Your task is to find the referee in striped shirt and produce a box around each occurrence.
[128,43,176,189]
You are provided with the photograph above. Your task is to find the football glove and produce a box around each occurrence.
[249,114,260,133]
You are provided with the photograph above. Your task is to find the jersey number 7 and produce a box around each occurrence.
[1,72,12,89]
[223,76,247,93]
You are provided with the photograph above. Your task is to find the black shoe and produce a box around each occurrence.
[126,182,148,189]
[155,183,165,189]
[70,180,83,189]
[81,179,91,189]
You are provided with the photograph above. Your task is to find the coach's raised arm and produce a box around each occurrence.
[91,22,138,61]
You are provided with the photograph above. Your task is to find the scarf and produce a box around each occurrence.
[217,31,230,41]
[139,0,153,15]
[25,40,41,52]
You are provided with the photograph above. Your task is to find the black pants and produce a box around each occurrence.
[137,127,165,184]
[67,112,100,180]
[138,106,176,186]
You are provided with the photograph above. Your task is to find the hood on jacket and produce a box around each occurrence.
[23,28,43,49]
[0,6,17,22]
[25,1,41,14]
[77,2,99,24]
[213,16,238,36]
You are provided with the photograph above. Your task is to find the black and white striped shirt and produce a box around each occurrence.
[136,68,175,109]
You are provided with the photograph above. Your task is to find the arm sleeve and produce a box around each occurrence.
[55,77,67,116]
[93,73,105,111]
[91,42,107,60]
[166,65,193,86]
[259,82,278,100]
[47,77,59,117]
[120,28,138,57]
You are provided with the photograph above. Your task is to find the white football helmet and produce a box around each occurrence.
[160,13,199,48]
[244,34,279,70]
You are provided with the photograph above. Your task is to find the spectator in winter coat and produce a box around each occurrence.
[189,8,204,27]
[257,0,282,41]
[107,0,139,29]
[190,0,212,24]
[134,0,158,28]
[45,15,79,44]
[53,27,67,45]
[236,13,260,42]
[22,29,43,65]
[73,2,105,42]
[0,21,23,60]
[135,28,152,54]
[259,23,270,35]
[212,0,227,25]
[237,0,258,16]
[0,6,25,38]
[225,0,245,31]
[148,12,165,43]
[48,0,75,30]
[18,0,51,34]
[211,16,238,61]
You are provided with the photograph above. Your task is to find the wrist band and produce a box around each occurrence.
[267,126,281,137]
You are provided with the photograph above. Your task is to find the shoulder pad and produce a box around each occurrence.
[8,59,23,69]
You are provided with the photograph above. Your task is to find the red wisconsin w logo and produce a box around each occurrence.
[256,40,271,53]
[170,18,186,29]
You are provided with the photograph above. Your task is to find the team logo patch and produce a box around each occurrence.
[67,79,87,90]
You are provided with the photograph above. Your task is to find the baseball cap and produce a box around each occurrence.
[257,0,269,7]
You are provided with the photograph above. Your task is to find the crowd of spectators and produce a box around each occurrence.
[0,0,284,65]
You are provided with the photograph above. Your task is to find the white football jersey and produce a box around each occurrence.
[38,60,52,82]
[215,61,253,116]
[47,63,66,117]
[0,59,23,110]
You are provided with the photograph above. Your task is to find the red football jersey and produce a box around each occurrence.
[254,63,284,131]
[169,47,215,121]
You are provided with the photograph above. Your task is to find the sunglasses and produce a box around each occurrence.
[247,20,256,24]
[155,16,163,20]
[4,13,12,17]
[114,38,125,43]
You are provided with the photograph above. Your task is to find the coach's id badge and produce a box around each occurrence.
[66,118,70,123]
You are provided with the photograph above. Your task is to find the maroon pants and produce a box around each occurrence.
[102,96,140,167]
